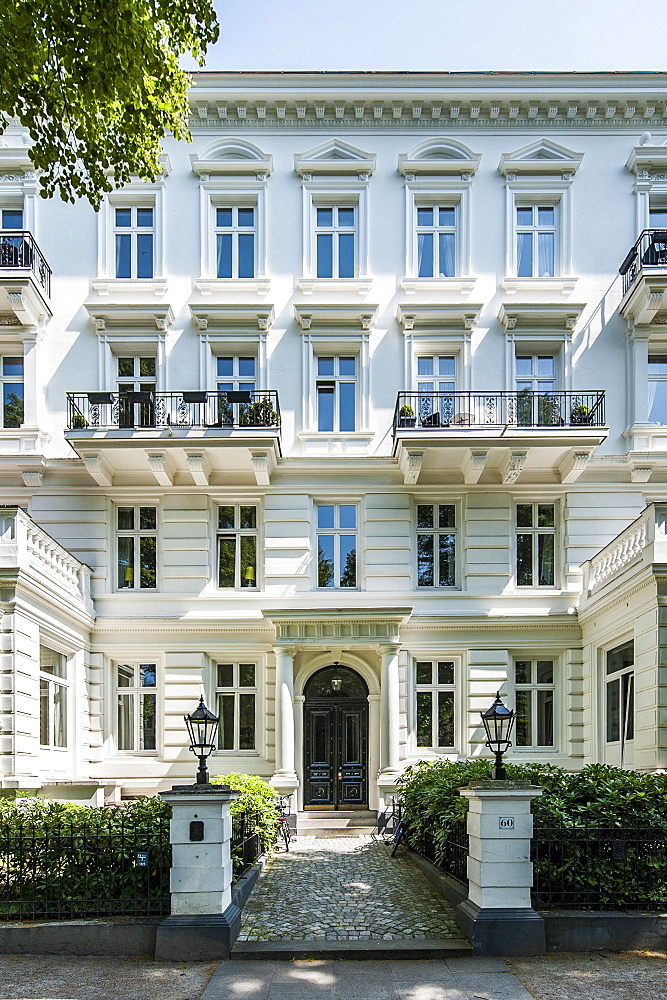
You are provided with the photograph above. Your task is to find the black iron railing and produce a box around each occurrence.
[532,822,667,910]
[0,812,171,920]
[0,230,51,297]
[620,228,667,294]
[394,390,605,432]
[231,811,263,881]
[66,390,281,432]
[420,820,469,887]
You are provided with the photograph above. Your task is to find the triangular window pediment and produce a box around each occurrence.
[295,139,376,176]
[499,139,583,176]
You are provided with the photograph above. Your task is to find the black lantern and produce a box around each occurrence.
[480,691,515,780]
[184,695,219,785]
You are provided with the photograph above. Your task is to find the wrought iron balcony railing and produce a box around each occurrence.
[0,230,52,297]
[619,229,667,295]
[393,390,606,432]
[67,390,281,431]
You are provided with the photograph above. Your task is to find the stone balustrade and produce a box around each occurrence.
[583,503,667,596]
[0,506,90,607]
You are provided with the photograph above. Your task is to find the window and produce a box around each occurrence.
[416,206,456,278]
[515,354,557,425]
[117,355,156,428]
[514,659,554,747]
[415,660,455,748]
[650,207,667,228]
[416,503,456,588]
[1,209,22,229]
[648,355,667,423]
[116,662,156,751]
[39,646,67,749]
[217,505,258,589]
[317,504,357,588]
[216,662,256,751]
[116,505,157,590]
[0,210,26,268]
[316,206,355,278]
[215,207,255,278]
[606,640,634,748]
[516,503,556,587]
[516,205,557,277]
[114,206,154,279]
[317,356,356,432]
[217,356,256,392]
[417,355,457,425]
[1,356,23,428]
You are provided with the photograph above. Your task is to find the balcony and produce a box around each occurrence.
[392,390,608,485]
[0,231,52,325]
[580,504,667,609]
[619,229,667,324]
[65,390,281,487]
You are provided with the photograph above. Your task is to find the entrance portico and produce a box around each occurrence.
[263,608,412,812]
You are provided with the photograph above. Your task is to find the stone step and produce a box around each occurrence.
[232,939,472,960]
[296,826,377,838]
[296,810,378,837]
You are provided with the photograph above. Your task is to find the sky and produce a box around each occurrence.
[194,0,667,73]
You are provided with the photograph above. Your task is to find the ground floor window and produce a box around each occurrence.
[116,662,157,751]
[40,646,68,748]
[606,640,634,749]
[513,659,555,747]
[415,659,455,748]
[216,662,257,750]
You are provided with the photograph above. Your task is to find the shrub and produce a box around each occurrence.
[210,772,279,854]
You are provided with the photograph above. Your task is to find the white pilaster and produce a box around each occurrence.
[379,643,401,784]
[271,645,298,793]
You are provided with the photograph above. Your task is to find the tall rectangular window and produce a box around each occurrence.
[514,659,554,747]
[116,505,157,590]
[516,502,556,587]
[417,355,456,424]
[606,640,634,747]
[415,660,455,748]
[316,206,355,278]
[216,662,257,751]
[416,503,456,588]
[217,504,258,589]
[516,205,557,277]
[648,355,667,424]
[416,206,456,277]
[114,206,154,279]
[317,356,356,432]
[215,206,255,278]
[116,662,156,751]
[1,356,23,428]
[117,355,156,428]
[39,646,68,749]
[515,354,557,425]
[317,504,357,588]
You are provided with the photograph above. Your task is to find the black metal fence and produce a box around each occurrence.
[619,228,667,294]
[0,231,52,297]
[66,390,281,432]
[420,821,469,887]
[0,812,171,920]
[531,822,667,910]
[394,390,605,432]
[231,811,263,881]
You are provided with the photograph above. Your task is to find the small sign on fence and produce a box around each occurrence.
[136,851,149,867]
[499,816,515,830]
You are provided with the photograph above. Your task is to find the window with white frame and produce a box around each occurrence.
[648,355,667,423]
[217,504,258,589]
[116,505,157,590]
[515,204,558,277]
[317,356,356,432]
[315,206,356,278]
[416,503,456,588]
[216,662,257,750]
[606,640,634,748]
[215,207,255,278]
[316,503,357,588]
[513,659,555,748]
[1,208,23,230]
[416,206,456,278]
[217,356,256,392]
[114,206,154,279]
[416,355,457,425]
[650,206,667,228]
[0,355,23,428]
[415,659,455,748]
[116,662,157,751]
[515,354,558,426]
[40,646,68,749]
[117,355,156,428]
[516,502,556,587]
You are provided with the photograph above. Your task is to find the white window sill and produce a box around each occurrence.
[502,276,578,295]
[400,278,476,296]
[298,278,372,296]
[194,278,270,297]
[114,751,159,756]
[92,278,168,297]
[299,431,374,456]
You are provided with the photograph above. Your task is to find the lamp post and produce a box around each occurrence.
[480,691,515,780]
[184,695,219,785]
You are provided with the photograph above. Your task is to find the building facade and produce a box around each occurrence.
[1,71,667,810]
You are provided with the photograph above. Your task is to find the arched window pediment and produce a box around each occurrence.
[399,138,481,177]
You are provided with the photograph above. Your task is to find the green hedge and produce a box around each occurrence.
[211,772,279,854]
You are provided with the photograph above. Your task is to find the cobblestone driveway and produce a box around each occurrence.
[238,836,463,942]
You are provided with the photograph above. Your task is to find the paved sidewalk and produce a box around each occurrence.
[238,836,463,943]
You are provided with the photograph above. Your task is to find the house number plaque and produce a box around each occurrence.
[499,816,514,830]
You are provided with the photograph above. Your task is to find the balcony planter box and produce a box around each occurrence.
[571,415,594,425]
[398,416,416,428]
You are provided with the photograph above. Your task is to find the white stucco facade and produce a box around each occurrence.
[1,71,667,809]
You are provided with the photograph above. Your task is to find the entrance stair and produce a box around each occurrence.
[296,809,376,837]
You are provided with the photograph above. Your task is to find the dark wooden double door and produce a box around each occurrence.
[303,666,368,809]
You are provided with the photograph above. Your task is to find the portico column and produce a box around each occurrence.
[271,645,298,796]
[379,644,401,784]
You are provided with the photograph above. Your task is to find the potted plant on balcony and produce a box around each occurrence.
[570,403,593,425]
[72,413,88,429]
[239,396,278,427]
[398,404,416,428]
